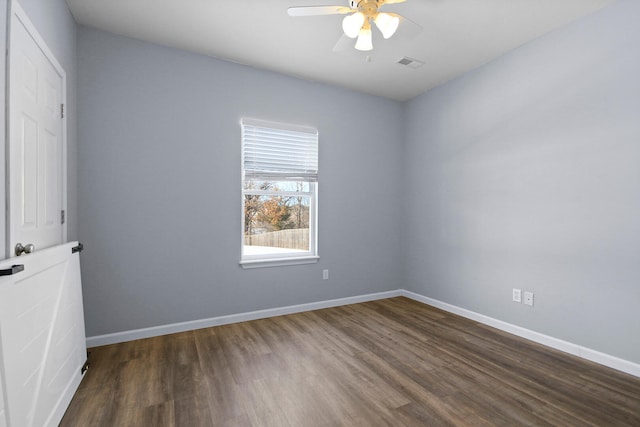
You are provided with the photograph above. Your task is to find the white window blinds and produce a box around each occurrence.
[242,118,318,182]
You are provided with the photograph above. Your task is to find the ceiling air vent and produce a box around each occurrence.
[397,57,425,69]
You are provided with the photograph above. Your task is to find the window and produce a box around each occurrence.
[241,118,318,268]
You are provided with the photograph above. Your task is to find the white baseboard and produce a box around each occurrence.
[86,290,402,347]
[400,290,640,378]
[86,288,639,378]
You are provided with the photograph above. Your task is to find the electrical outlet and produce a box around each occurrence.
[524,291,534,307]
[323,269,329,280]
[512,288,522,303]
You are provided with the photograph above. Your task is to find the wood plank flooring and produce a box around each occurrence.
[60,297,640,426]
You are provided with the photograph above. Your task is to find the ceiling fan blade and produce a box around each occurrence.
[389,13,423,38]
[288,6,354,17]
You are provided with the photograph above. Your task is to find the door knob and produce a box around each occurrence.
[15,243,35,256]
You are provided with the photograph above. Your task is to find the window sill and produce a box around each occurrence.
[240,256,319,269]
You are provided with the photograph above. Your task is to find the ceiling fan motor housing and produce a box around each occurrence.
[350,0,383,19]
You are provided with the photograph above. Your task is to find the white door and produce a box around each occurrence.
[8,1,66,257]
[1,4,84,427]
[0,242,87,427]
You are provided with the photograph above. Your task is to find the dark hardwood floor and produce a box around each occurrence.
[60,297,640,426]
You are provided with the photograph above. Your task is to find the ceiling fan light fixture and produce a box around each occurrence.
[342,12,365,39]
[355,26,373,51]
[374,12,400,39]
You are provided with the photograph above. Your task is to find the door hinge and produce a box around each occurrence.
[61,103,65,119]
[61,210,65,224]
[81,351,91,374]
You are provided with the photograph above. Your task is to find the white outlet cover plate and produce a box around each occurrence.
[513,289,522,303]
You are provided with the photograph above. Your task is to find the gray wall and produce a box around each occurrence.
[1,0,78,255]
[403,0,639,363]
[77,27,404,336]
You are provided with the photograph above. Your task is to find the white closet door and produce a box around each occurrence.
[8,1,65,257]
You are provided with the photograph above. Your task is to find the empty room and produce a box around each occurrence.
[0,0,639,425]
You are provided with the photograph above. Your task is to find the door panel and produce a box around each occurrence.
[0,242,86,427]
[9,7,64,254]
[44,129,59,226]
[20,114,38,228]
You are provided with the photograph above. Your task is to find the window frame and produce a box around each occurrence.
[240,118,319,269]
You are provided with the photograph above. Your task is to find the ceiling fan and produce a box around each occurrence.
[288,0,413,52]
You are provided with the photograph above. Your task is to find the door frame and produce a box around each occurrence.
[5,0,68,258]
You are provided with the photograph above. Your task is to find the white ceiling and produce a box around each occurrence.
[65,0,613,101]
